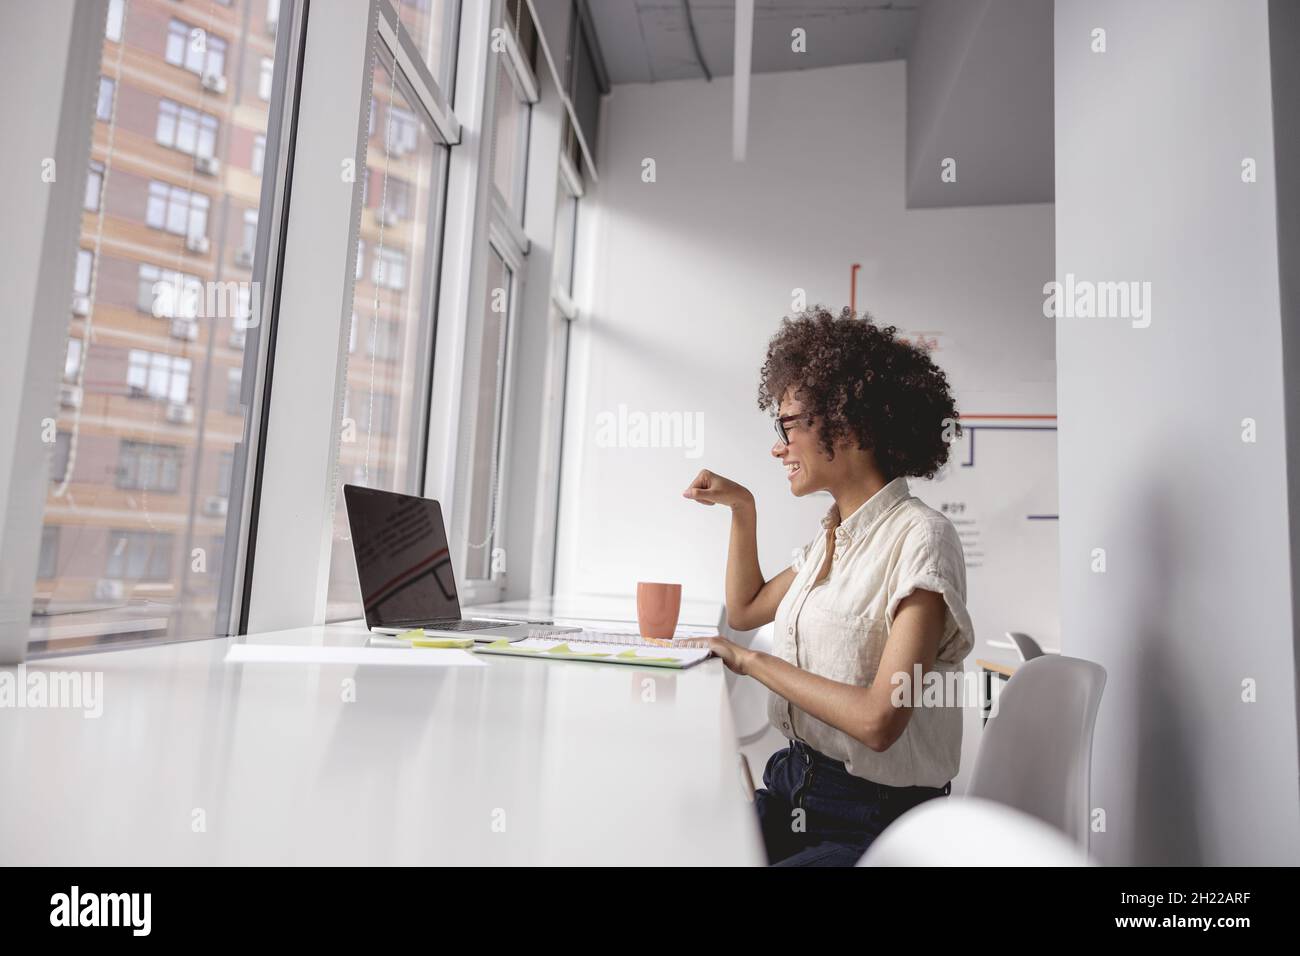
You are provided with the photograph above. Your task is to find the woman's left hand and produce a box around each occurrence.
[708,637,754,676]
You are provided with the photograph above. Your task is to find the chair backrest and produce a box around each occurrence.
[1006,630,1045,661]
[967,654,1106,847]
[857,796,1093,866]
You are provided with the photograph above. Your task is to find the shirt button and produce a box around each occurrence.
[787,626,794,635]
[782,722,790,731]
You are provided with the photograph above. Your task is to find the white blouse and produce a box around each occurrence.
[767,475,975,788]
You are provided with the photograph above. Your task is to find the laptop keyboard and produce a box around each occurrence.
[430,619,517,632]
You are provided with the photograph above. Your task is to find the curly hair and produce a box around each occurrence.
[757,305,961,481]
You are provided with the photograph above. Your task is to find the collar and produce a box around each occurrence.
[820,476,912,543]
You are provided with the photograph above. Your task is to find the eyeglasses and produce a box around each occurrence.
[774,413,809,445]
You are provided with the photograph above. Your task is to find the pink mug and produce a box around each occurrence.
[636,582,682,639]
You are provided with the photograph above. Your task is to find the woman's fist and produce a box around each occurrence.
[683,469,754,510]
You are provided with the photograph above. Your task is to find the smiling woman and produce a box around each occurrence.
[683,304,974,867]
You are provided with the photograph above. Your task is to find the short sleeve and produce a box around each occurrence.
[885,519,974,664]
[790,538,813,572]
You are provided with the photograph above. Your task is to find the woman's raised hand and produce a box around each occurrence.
[682,469,754,510]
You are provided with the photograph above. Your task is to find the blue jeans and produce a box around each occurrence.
[754,740,952,866]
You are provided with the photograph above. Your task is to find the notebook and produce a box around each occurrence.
[473,629,716,669]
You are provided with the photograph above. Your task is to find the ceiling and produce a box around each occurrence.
[586,0,921,85]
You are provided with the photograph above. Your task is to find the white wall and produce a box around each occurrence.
[1055,0,1300,863]
[555,59,1056,782]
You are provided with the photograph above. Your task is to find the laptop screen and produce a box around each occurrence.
[343,485,460,628]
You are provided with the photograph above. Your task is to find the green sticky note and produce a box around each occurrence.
[616,649,682,663]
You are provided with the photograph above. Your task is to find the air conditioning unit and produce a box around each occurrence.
[185,234,210,255]
[200,71,227,95]
[59,384,83,408]
[234,247,254,268]
[71,295,91,317]
[229,327,247,349]
[379,208,401,227]
[194,154,221,176]
[94,578,126,601]
[170,317,199,341]
[203,495,229,517]
[165,402,194,425]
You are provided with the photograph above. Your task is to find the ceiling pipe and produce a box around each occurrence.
[732,0,753,162]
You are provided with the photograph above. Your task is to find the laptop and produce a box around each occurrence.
[343,484,580,642]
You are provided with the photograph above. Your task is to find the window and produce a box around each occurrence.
[396,0,459,91]
[464,245,512,580]
[117,440,183,493]
[240,210,258,258]
[490,56,531,218]
[84,161,103,212]
[325,44,450,620]
[96,77,115,122]
[105,530,173,582]
[137,263,201,318]
[386,105,418,155]
[372,247,406,290]
[226,368,242,414]
[252,134,266,176]
[30,0,293,651]
[74,250,93,296]
[126,349,191,403]
[366,318,403,361]
[106,0,124,43]
[145,180,209,239]
[156,99,219,158]
[258,57,274,101]
[64,339,82,382]
[165,20,227,79]
[49,432,72,486]
[38,527,60,580]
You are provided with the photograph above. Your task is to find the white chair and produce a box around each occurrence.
[728,622,775,745]
[1006,630,1045,661]
[966,654,1106,849]
[857,796,1093,866]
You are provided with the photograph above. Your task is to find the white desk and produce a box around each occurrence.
[0,621,764,865]
[463,594,726,631]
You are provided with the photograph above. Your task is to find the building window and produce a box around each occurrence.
[258,57,274,101]
[366,318,402,361]
[252,134,266,177]
[165,19,227,79]
[226,368,242,414]
[127,349,192,403]
[96,77,115,122]
[105,530,174,582]
[145,180,209,240]
[49,432,72,485]
[64,339,82,382]
[38,526,60,579]
[355,240,365,281]
[117,440,183,493]
[84,161,104,212]
[241,210,258,258]
[105,0,124,43]
[137,263,201,318]
[156,99,219,159]
[372,247,406,290]
[74,249,93,296]
[386,105,418,155]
